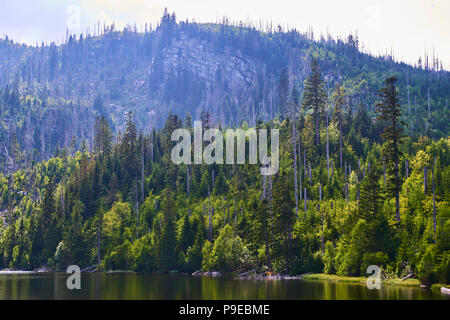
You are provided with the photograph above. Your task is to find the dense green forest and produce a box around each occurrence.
[0,11,449,172]
[0,13,449,286]
[0,57,448,285]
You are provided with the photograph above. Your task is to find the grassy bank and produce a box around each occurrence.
[301,274,421,287]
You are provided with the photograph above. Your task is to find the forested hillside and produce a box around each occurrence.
[0,58,449,285]
[0,11,449,172]
[0,12,449,286]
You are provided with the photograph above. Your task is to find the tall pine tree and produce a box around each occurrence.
[376,77,405,222]
[302,58,327,147]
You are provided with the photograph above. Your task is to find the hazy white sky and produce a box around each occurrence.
[1,0,449,69]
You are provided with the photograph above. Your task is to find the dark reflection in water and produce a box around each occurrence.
[0,273,447,300]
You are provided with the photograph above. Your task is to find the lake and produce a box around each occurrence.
[0,273,447,300]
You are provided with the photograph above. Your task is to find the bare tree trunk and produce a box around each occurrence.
[432,157,436,238]
[304,187,307,216]
[265,229,271,270]
[261,175,264,201]
[292,121,298,215]
[263,175,267,200]
[357,183,360,204]
[405,160,409,178]
[315,114,319,146]
[405,159,409,194]
[150,131,154,162]
[223,200,226,227]
[269,176,273,202]
[135,184,139,239]
[308,163,312,185]
[331,160,334,180]
[424,166,428,194]
[407,74,412,133]
[346,182,349,204]
[298,142,302,200]
[97,225,101,266]
[234,195,237,226]
[208,189,213,241]
[187,165,190,198]
[345,162,347,182]
[267,175,273,269]
[395,157,400,222]
[141,144,145,203]
[226,197,230,225]
[407,73,411,116]
[318,184,322,217]
[339,116,343,169]
[304,150,307,177]
[321,209,324,252]
[326,111,330,179]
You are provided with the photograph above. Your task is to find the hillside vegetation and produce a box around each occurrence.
[0,13,448,286]
[0,13,449,171]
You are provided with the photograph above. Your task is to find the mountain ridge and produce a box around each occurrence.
[0,18,449,169]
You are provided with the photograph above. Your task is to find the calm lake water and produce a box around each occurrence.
[0,273,447,300]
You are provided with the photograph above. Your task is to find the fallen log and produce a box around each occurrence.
[81,265,97,272]
[192,270,202,276]
[401,273,415,281]
[235,270,255,278]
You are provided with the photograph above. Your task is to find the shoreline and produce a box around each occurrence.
[0,270,37,274]
[2,269,448,291]
[300,273,450,290]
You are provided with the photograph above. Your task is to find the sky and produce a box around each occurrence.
[1,0,449,69]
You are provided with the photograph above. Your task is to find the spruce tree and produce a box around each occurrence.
[249,198,272,269]
[332,83,347,168]
[302,58,327,147]
[178,214,194,253]
[272,171,295,274]
[122,111,139,187]
[94,116,113,159]
[376,77,405,222]
[278,68,290,117]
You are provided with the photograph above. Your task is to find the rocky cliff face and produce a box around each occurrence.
[148,30,269,126]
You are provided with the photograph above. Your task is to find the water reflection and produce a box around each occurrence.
[0,273,446,300]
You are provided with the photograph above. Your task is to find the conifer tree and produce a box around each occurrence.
[94,116,113,159]
[272,171,295,273]
[302,58,327,147]
[332,83,347,169]
[249,198,272,269]
[122,111,139,183]
[376,77,405,222]
[278,68,290,117]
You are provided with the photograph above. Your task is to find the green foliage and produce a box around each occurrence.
[302,58,327,146]
[0,78,448,286]
[361,252,389,275]
[323,241,336,274]
[202,225,251,273]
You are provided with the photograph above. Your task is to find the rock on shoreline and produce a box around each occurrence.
[192,270,222,277]
[191,270,302,280]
